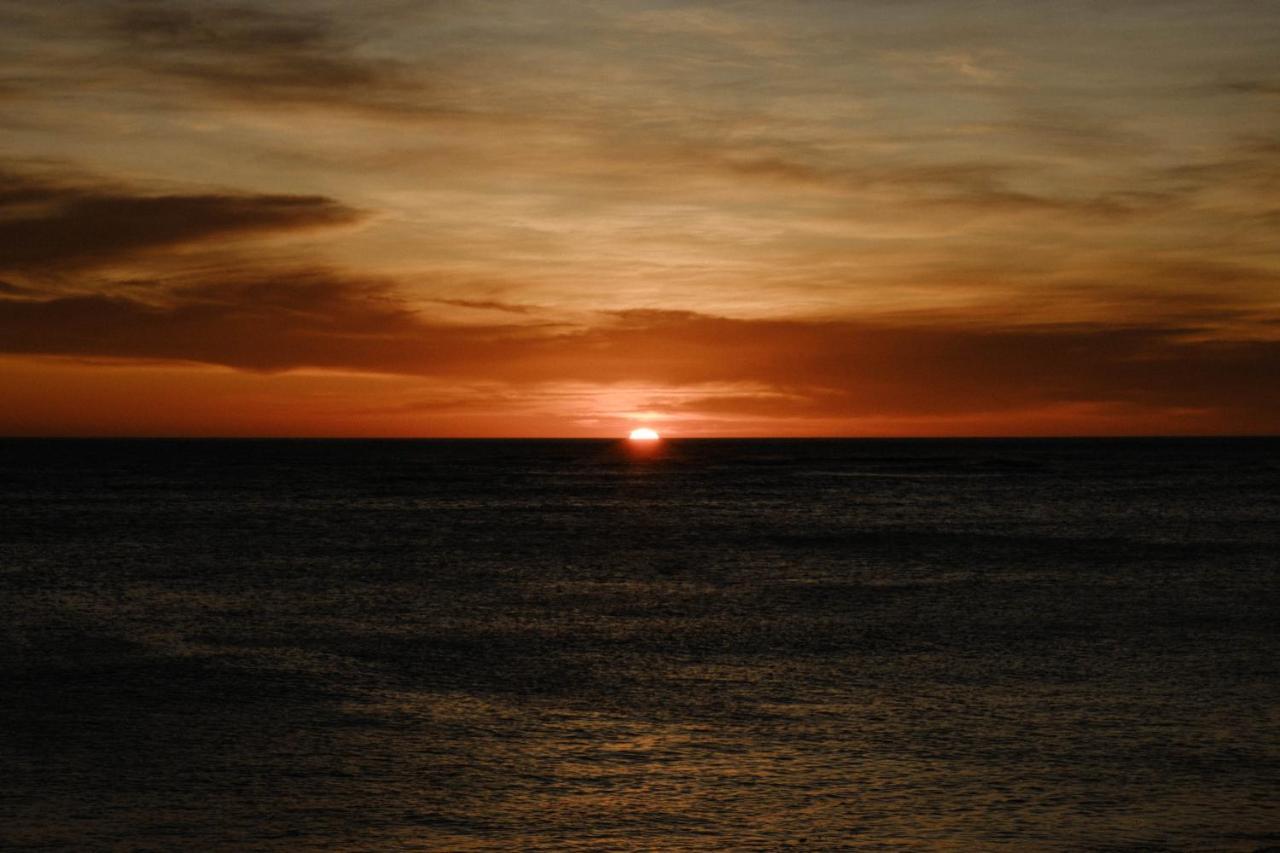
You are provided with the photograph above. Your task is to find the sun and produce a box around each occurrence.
[628,427,661,441]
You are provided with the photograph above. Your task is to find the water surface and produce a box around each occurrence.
[2,439,1277,849]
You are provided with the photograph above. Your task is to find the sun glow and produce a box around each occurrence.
[629,427,661,441]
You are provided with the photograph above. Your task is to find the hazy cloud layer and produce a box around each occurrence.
[2,276,1276,431]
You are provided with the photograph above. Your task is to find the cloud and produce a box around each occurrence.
[1158,139,1280,192]
[0,279,1276,431]
[101,1,425,111]
[1223,80,1280,97]
[0,273,523,374]
[0,167,364,272]
[0,1,458,123]
[879,49,1008,84]
[563,311,1280,420]
[429,298,537,315]
[0,280,38,296]
[602,138,1180,226]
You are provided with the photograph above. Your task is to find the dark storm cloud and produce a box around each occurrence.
[1,280,1276,428]
[0,168,364,271]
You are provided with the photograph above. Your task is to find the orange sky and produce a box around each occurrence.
[1,1,1277,436]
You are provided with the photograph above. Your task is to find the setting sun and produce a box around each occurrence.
[629,427,661,441]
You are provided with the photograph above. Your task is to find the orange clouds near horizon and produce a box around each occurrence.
[0,1,1277,436]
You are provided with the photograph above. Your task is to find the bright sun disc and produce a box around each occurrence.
[629,427,661,441]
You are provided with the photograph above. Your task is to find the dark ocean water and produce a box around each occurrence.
[1,438,1277,851]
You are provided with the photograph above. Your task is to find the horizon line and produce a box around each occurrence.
[3,434,1277,441]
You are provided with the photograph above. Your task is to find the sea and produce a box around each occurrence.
[2,438,1277,851]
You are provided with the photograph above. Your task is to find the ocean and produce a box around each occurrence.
[2,438,1277,850]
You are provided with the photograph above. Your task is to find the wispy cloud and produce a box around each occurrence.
[1223,80,1280,97]
[102,1,427,112]
[429,298,538,315]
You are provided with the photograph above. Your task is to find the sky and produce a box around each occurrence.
[1,0,1277,437]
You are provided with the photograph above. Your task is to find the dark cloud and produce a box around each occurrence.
[0,168,364,272]
[0,280,40,297]
[112,3,332,51]
[0,278,1276,430]
[101,1,427,112]
[430,298,537,315]
[0,273,516,374]
[564,311,1280,423]
[1223,80,1280,97]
